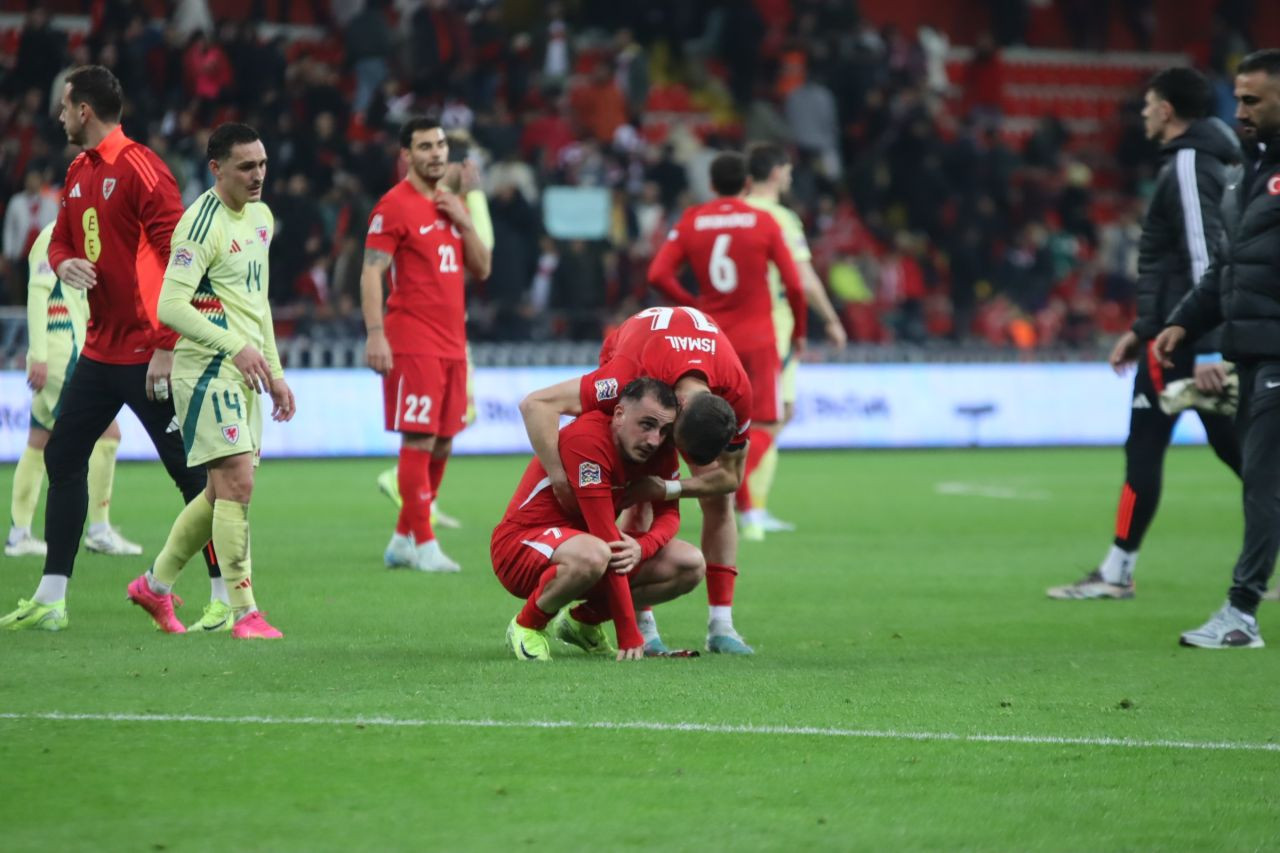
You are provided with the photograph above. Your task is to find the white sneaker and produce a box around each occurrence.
[1179,602,1264,649]
[706,620,754,654]
[412,538,461,573]
[383,533,416,568]
[432,501,462,530]
[4,529,47,557]
[758,510,796,533]
[84,526,143,556]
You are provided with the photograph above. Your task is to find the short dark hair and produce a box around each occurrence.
[1238,49,1280,77]
[207,122,261,162]
[620,376,678,412]
[746,143,789,182]
[1147,67,1211,121]
[709,152,748,196]
[675,393,737,466]
[66,65,123,123]
[399,116,443,149]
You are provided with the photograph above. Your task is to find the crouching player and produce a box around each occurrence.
[493,377,705,661]
[125,123,295,638]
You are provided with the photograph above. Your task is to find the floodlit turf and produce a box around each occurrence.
[1,448,1278,851]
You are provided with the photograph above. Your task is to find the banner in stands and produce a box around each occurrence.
[0,364,1209,461]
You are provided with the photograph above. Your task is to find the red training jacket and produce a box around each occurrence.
[48,125,182,363]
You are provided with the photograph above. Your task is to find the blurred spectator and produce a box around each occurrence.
[550,240,607,340]
[11,10,66,100]
[570,64,627,145]
[785,71,841,179]
[346,0,393,116]
[3,169,58,301]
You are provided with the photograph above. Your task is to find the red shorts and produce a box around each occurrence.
[383,355,468,436]
[735,345,782,424]
[490,522,589,598]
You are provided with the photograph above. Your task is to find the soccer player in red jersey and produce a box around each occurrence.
[519,306,751,654]
[1,66,223,632]
[362,117,491,573]
[494,377,705,661]
[648,151,809,537]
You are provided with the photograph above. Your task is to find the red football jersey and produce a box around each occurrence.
[500,410,682,560]
[580,307,753,443]
[48,126,183,363]
[499,410,681,651]
[648,196,806,353]
[365,181,468,359]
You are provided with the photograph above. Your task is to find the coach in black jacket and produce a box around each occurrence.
[1157,49,1280,649]
[1048,68,1241,602]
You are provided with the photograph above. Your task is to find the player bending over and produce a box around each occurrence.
[519,307,748,654]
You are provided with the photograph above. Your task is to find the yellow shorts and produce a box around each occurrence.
[174,372,262,468]
[29,350,77,431]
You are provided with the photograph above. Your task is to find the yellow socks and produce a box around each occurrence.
[10,446,46,530]
[87,437,120,528]
[213,499,254,613]
[153,494,214,585]
[747,443,779,511]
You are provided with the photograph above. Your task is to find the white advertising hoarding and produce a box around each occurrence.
[0,363,1208,461]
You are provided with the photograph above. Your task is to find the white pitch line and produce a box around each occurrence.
[935,481,1052,500]
[1,711,1277,754]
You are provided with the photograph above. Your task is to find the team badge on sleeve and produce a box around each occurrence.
[594,378,618,401]
[173,247,193,268]
[102,178,116,199]
[257,226,270,245]
[578,461,602,487]
[222,425,240,445]
[369,214,384,234]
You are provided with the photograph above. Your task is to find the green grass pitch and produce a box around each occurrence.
[1,447,1278,851]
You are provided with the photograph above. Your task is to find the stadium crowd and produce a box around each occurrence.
[0,0,1263,350]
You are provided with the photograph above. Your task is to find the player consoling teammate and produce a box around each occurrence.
[126,122,295,639]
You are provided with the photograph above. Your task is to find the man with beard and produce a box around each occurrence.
[1154,49,1280,648]
[361,117,491,573]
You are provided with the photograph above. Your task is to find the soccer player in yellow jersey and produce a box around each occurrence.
[6,221,144,558]
[125,123,295,638]
[741,143,847,541]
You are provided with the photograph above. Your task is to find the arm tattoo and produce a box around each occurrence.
[363,249,393,269]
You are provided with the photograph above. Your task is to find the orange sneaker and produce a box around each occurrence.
[231,610,283,639]
[126,574,186,634]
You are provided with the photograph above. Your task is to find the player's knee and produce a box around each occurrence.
[402,433,436,452]
[670,542,706,593]
[559,536,610,583]
[43,434,91,480]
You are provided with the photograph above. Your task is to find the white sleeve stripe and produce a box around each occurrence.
[1176,148,1210,284]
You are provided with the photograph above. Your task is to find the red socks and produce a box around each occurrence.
[429,454,449,502]
[517,565,559,630]
[395,445,434,543]
[706,563,738,606]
